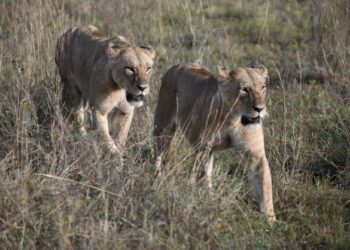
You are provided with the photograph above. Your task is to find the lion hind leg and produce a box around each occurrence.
[74,99,88,136]
[191,150,213,188]
[61,81,88,136]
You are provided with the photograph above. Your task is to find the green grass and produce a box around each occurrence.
[0,0,349,248]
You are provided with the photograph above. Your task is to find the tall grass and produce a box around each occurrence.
[0,0,349,248]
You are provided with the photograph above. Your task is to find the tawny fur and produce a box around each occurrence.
[55,25,155,154]
[154,63,276,223]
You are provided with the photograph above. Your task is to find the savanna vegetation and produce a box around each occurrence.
[0,0,349,248]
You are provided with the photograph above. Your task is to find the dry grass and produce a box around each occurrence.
[0,0,349,248]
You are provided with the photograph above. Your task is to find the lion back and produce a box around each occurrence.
[55,26,110,86]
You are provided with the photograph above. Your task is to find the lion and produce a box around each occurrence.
[154,63,276,223]
[55,25,155,154]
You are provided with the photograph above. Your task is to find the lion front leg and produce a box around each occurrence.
[109,109,134,156]
[94,109,119,154]
[154,122,177,175]
[247,152,276,224]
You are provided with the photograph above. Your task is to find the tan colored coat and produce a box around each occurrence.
[154,63,275,223]
[55,25,155,153]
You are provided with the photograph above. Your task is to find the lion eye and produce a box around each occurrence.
[240,87,249,95]
[261,85,266,91]
[146,66,152,72]
[125,67,135,76]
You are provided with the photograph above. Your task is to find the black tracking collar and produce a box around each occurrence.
[241,115,260,126]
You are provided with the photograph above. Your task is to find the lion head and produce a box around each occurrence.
[216,65,268,127]
[107,36,155,107]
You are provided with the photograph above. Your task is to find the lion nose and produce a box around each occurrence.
[137,84,147,92]
[253,105,264,112]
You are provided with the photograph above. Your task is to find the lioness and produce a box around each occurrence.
[154,63,275,222]
[55,25,155,153]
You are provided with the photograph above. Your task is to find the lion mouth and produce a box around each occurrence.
[126,92,144,103]
[241,115,261,126]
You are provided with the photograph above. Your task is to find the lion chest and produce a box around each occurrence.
[97,89,133,114]
[228,120,264,152]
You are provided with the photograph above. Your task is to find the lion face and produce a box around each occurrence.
[218,65,268,127]
[108,39,155,107]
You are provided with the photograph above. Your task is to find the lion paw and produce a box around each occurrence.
[108,143,119,154]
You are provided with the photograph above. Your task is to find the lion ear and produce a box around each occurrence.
[252,64,268,79]
[216,65,229,81]
[108,35,132,49]
[139,44,155,60]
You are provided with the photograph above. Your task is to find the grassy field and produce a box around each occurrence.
[0,0,349,248]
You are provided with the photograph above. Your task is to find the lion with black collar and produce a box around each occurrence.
[154,63,275,223]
